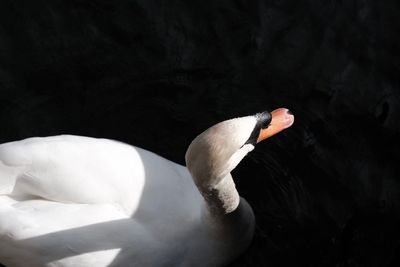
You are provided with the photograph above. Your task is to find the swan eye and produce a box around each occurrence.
[258,111,272,129]
[261,121,271,129]
[244,111,272,145]
[262,124,270,129]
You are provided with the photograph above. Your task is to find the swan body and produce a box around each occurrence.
[0,109,294,267]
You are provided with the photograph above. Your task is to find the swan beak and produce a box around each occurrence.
[257,108,294,143]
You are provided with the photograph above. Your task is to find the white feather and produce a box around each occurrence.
[0,119,257,267]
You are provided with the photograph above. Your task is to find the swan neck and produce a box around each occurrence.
[198,174,255,252]
[197,173,240,216]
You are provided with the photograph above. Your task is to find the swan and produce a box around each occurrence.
[0,108,294,267]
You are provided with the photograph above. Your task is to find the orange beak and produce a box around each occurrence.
[256,108,294,143]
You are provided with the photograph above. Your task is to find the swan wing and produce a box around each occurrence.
[0,135,202,217]
[0,135,153,212]
[0,135,205,266]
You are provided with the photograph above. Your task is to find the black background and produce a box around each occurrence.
[1,0,399,266]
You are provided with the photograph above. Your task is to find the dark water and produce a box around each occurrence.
[0,0,399,266]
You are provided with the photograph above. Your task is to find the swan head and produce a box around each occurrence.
[185,108,294,188]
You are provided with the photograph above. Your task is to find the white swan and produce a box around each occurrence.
[0,108,294,267]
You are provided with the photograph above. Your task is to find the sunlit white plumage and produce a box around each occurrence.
[0,109,294,267]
